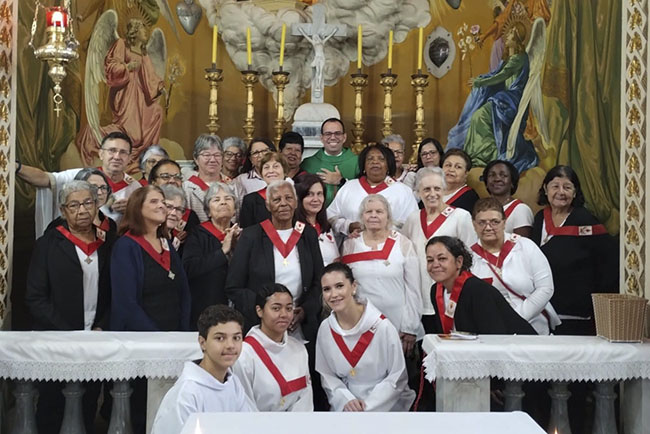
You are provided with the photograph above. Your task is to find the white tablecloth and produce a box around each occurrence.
[0,331,202,381]
[181,411,545,434]
[422,334,650,383]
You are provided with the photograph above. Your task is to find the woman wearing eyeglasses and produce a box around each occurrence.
[469,198,560,335]
[239,153,290,228]
[222,137,247,179]
[184,134,233,222]
[416,138,444,170]
[26,180,116,434]
[160,185,199,257]
[381,135,415,189]
[138,145,169,186]
[233,138,276,197]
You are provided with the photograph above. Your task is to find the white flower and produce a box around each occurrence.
[465,36,473,44]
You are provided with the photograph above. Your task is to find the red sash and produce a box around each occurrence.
[330,314,386,368]
[56,225,103,257]
[340,236,396,264]
[98,167,129,193]
[257,188,267,200]
[200,221,226,242]
[420,207,455,239]
[139,178,148,187]
[435,270,473,334]
[98,216,111,233]
[244,336,307,396]
[260,220,304,258]
[312,222,321,236]
[125,232,172,275]
[504,199,523,218]
[188,175,210,192]
[359,176,392,195]
[175,209,192,232]
[543,207,607,237]
[445,185,472,205]
[470,240,516,270]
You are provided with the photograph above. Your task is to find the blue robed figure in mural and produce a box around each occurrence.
[447,20,546,173]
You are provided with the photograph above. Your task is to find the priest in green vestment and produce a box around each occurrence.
[301,118,359,205]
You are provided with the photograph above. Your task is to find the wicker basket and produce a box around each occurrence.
[592,293,648,342]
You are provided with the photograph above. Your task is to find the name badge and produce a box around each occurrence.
[445,300,457,318]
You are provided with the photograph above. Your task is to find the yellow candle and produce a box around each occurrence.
[246,27,252,67]
[279,23,287,67]
[211,25,218,65]
[357,24,362,70]
[417,27,423,71]
[387,30,394,70]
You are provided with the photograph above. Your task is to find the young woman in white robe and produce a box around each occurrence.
[469,198,560,334]
[233,283,313,411]
[341,194,422,353]
[316,262,415,412]
[401,167,476,334]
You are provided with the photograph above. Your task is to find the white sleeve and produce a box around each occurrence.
[517,239,554,321]
[151,384,198,434]
[35,169,81,238]
[457,209,478,248]
[393,188,419,229]
[231,348,257,405]
[315,328,356,411]
[363,323,409,411]
[327,188,352,236]
[291,378,315,412]
[399,235,422,336]
[509,203,534,229]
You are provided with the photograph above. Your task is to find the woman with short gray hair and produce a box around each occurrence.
[401,166,475,334]
[139,145,169,186]
[26,180,115,433]
[341,194,422,356]
[222,136,247,179]
[381,134,416,189]
[183,182,241,327]
[160,184,199,255]
[184,134,234,222]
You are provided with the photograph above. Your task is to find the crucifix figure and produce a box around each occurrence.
[292,4,347,103]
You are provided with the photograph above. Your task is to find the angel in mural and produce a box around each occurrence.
[446,17,549,173]
[75,10,167,168]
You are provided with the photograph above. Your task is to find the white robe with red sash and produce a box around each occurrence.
[470,233,561,334]
[232,326,313,411]
[315,301,415,412]
[401,207,476,316]
[503,199,533,233]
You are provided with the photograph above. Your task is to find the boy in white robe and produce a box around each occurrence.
[152,305,255,434]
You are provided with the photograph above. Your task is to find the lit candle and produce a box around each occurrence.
[279,23,287,68]
[417,27,423,71]
[357,24,363,71]
[46,7,68,28]
[387,30,394,70]
[246,27,252,68]
[211,25,218,65]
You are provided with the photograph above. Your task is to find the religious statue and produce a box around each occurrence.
[298,27,338,102]
[75,10,167,169]
[447,16,549,173]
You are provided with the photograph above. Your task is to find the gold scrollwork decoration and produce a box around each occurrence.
[627,202,640,221]
[627,154,640,173]
[0,176,7,196]
[0,127,7,147]
[0,76,8,97]
[628,130,640,148]
[625,275,640,295]
[629,82,641,100]
[628,58,641,77]
[630,33,643,52]
[626,226,640,245]
[630,9,643,29]
[626,251,640,271]
[0,27,9,48]
[628,106,641,125]
[626,178,639,197]
[0,2,10,24]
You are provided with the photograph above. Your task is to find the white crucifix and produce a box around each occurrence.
[292,3,347,104]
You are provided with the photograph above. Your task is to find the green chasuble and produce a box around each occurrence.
[301,148,359,205]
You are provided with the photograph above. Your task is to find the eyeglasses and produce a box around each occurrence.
[101,147,130,157]
[94,185,110,193]
[63,199,96,212]
[165,203,186,214]
[224,151,243,160]
[157,173,183,182]
[250,149,270,158]
[421,150,438,158]
[322,131,344,139]
[198,152,222,160]
[475,218,504,228]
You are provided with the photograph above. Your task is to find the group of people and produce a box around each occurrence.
[17,117,618,433]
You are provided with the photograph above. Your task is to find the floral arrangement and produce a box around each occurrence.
[457,22,482,75]
[165,55,186,118]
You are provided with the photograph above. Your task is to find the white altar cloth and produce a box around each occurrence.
[422,334,650,383]
[181,411,545,434]
[0,331,201,381]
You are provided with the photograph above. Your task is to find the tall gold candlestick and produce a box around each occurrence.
[379,72,397,138]
[410,72,429,164]
[272,70,290,145]
[241,69,259,143]
[204,67,224,134]
[350,72,368,154]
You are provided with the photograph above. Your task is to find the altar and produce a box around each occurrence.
[422,334,650,434]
